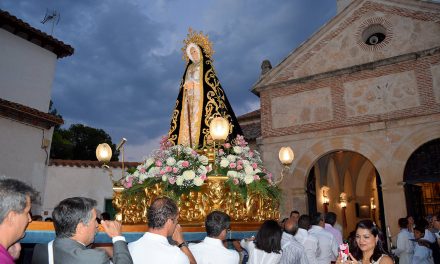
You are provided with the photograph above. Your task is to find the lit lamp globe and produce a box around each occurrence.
[209,117,230,141]
[96,143,112,163]
[278,146,294,165]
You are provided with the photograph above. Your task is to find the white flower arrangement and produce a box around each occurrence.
[120,136,211,196]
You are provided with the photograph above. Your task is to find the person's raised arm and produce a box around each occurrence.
[172,224,197,264]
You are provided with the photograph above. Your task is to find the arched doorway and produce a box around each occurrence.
[306,150,386,239]
[404,138,440,219]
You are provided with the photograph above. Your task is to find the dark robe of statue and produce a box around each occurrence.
[168,43,242,149]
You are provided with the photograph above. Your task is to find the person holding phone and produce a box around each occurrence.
[336,220,393,264]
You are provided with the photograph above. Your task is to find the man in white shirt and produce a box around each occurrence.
[294,214,319,264]
[189,211,239,264]
[308,212,338,264]
[280,217,309,264]
[324,212,343,246]
[393,218,414,264]
[128,197,196,264]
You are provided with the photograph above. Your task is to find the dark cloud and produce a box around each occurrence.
[0,0,336,161]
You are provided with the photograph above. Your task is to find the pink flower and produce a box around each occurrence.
[237,160,243,166]
[249,151,254,157]
[200,174,207,180]
[224,143,231,149]
[160,170,166,175]
[139,167,146,173]
[252,163,258,169]
[173,167,179,173]
[168,177,176,184]
[192,150,198,156]
[253,175,260,180]
[229,163,236,169]
[267,172,273,179]
[206,166,212,172]
[155,160,163,167]
[182,161,190,168]
[237,165,243,170]
[165,166,172,173]
[124,177,133,188]
[233,178,239,185]
[218,149,224,155]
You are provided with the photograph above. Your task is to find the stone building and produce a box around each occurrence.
[0,10,73,212]
[252,0,440,238]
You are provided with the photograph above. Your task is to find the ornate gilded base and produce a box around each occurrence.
[113,176,280,225]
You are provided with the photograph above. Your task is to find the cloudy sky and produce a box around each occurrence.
[1,0,336,161]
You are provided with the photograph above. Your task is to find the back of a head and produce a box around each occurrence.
[298,214,311,230]
[205,211,230,237]
[147,197,178,229]
[283,217,298,236]
[311,212,323,226]
[0,178,38,224]
[255,220,282,254]
[398,218,408,229]
[325,212,337,226]
[52,197,97,238]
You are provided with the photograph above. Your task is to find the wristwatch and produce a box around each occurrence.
[178,241,189,248]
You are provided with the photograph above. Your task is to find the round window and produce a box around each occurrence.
[362,24,387,46]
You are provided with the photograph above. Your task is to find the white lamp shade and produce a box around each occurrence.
[209,117,230,141]
[96,143,112,163]
[278,146,294,165]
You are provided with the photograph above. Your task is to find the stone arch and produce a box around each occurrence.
[293,136,386,191]
[392,123,440,182]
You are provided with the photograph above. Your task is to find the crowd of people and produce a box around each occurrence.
[1,177,439,264]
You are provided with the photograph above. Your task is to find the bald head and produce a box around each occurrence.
[283,217,298,236]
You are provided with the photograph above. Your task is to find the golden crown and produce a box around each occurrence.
[182,28,214,62]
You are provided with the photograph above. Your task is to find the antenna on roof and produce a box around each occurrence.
[41,9,60,35]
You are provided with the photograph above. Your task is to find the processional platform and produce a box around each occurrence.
[114,176,280,226]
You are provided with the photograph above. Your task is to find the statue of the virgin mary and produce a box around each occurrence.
[168,29,242,148]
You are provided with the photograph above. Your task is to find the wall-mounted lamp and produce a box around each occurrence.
[276,146,294,185]
[339,193,347,208]
[370,197,376,210]
[322,186,330,213]
[370,197,377,222]
[340,192,348,227]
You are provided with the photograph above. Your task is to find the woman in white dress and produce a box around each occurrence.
[240,220,282,264]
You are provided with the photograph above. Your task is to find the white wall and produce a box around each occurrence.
[0,29,57,112]
[0,117,53,213]
[44,165,122,216]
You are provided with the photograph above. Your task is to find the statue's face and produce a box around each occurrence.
[190,47,200,63]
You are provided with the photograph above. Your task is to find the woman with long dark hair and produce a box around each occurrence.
[240,220,283,264]
[337,220,393,264]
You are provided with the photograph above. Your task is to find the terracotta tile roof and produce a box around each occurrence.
[237,109,260,122]
[0,9,74,58]
[240,122,261,140]
[49,159,141,169]
[0,97,63,129]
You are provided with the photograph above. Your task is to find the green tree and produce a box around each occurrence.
[49,102,119,160]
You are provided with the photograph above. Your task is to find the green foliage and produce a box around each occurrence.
[50,124,119,160]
